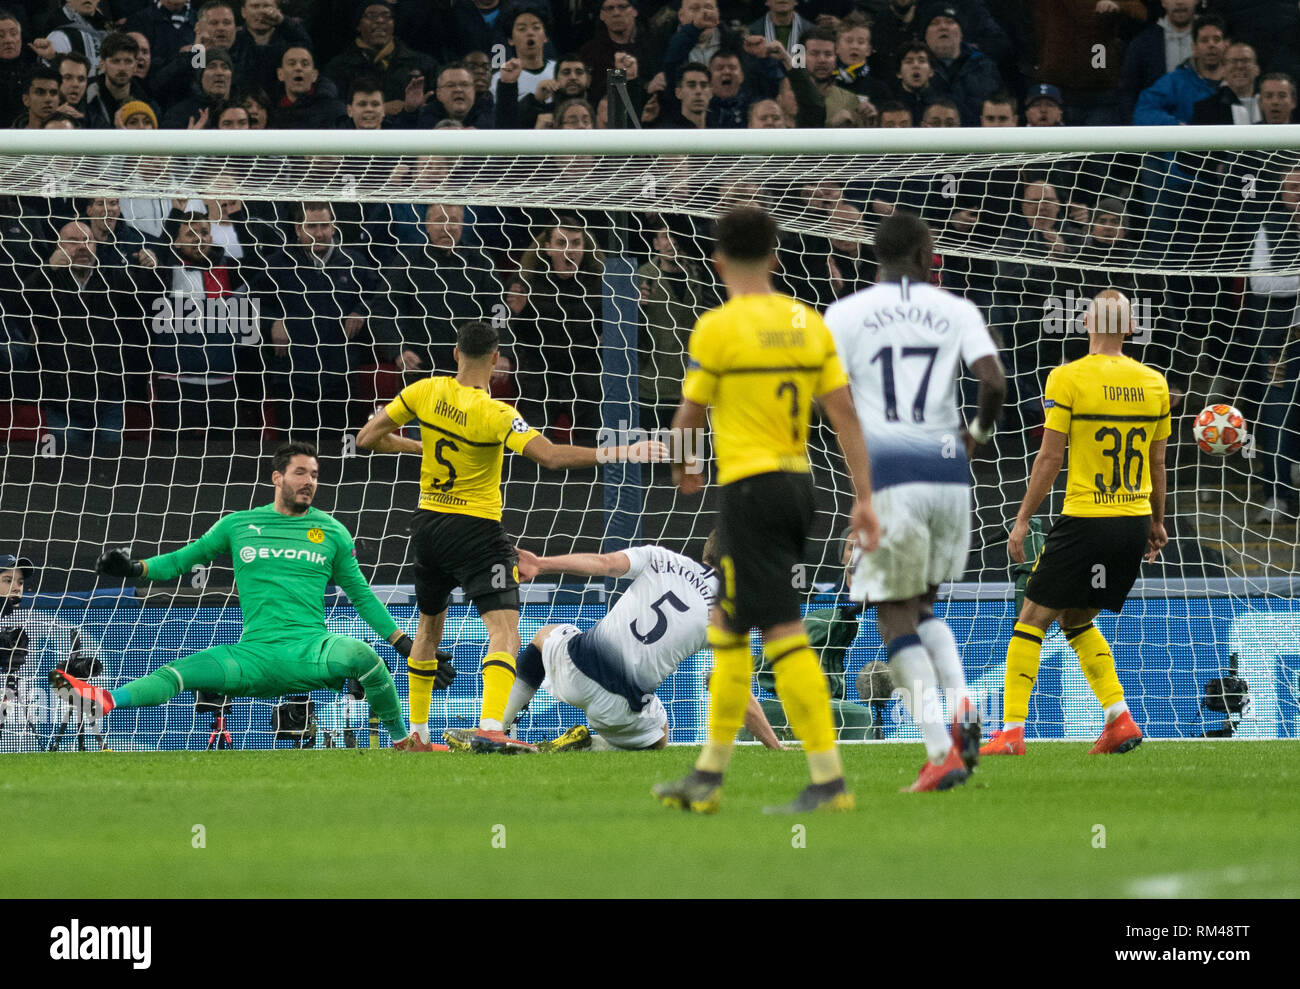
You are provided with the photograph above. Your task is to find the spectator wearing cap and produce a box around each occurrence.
[1024,83,1063,127]
[919,3,1003,127]
[231,0,311,95]
[490,8,555,103]
[579,0,655,105]
[869,0,1010,83]
[892,41,939,124]
[324,0,436,117]
[115,98,157,126]
[1191,42,1260,125]
[84,32,158,129]
[0,555,31,614]
[272,46,346,128]
[160,46,234,126]
[125,0,197,90]
[1118,0,1196,120]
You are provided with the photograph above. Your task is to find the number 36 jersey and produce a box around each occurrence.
[385,376,541,521]
[825,278,998,490]
[1042,353,1171,518]
[586,546,719,695]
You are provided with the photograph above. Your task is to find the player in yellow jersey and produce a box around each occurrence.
[652,205,880,815]
[356,320,666,753]
[982,290,1169,757]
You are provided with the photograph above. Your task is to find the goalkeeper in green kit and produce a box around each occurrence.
[51,442,450,750]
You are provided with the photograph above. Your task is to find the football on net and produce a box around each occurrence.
[1193,404,1247,455]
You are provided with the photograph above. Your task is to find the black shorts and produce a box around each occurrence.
[409,510,519,616]
[715,471,815,634]
[1025,514,1150,613]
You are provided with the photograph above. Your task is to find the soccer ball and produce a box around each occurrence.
[1193,404,1247,455]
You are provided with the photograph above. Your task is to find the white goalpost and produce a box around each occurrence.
[0,125,1297,751]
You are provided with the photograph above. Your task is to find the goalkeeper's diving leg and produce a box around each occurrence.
[50,638,414,748]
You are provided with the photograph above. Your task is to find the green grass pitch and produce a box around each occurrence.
[3,741,1296,898]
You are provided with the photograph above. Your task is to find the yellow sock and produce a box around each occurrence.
[696,626,751,774]
[479,651,516,731]
[406,655,440,731]
[768,632,841,783]
[1003,622,1045,725]
[1064,623,1126,710]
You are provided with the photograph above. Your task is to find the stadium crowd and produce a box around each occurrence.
[0,0,1299,517]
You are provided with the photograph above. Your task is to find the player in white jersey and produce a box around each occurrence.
[489,535,779,751]
[823,211,1006,792]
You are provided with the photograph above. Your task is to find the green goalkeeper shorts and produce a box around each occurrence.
[171,633,383,698]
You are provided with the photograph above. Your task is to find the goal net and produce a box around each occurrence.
[1,127,1297,751]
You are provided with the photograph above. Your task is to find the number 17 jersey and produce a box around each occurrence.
[825,277,998,489]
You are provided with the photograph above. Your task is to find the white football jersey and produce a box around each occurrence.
[585,546,717,695]
[824,277,998,489]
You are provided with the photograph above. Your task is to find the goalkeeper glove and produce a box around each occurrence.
[391,633,414,658]
[433,648,456,691]
[97,547,143,580]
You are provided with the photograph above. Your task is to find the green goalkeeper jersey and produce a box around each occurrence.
[143,505,400,646]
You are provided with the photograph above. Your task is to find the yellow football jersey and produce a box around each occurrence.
[1043,353,1171,517]
[385,376,541,521]
[681,293,849,486]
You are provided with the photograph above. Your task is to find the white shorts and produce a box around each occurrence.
[540,624,668,750]
[851,483,972,603]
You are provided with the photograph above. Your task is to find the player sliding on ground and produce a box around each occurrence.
[824,211,1007,792]
[981,290,1168,757]
[53,442,425,749]
[653,205,880,815]
[356,320,667,754]
[486,536,782,752]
